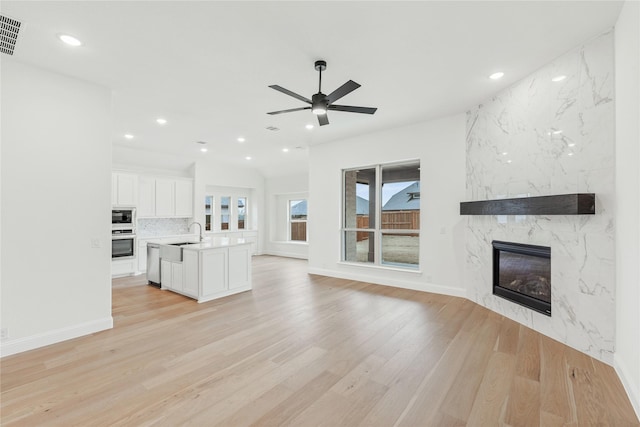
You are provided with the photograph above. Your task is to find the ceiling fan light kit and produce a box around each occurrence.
[268,60,377,126]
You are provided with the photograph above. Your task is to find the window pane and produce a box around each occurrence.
[290,222,307,241]
[221,196,230,230]
[205,196,213,231]
[381,233,419,268]
[290,200,307,221]
[238,197,246,230]
[344,168,375,230]
[344,231,374,263]
[381,162,420,230]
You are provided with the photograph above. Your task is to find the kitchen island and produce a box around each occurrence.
[156,237,252,303]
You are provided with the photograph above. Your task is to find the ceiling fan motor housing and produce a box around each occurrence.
[311,92,328,112]
[314,60,327,72]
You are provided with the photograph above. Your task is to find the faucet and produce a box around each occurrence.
[189,222,204,242]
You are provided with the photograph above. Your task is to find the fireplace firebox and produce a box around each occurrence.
[492,241,551,316]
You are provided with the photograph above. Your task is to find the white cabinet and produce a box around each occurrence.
[200,248,227,296]
[181,243,252,303]
[112,172,138,207]
[137,240,148,272]
[138,176,193,218]
[161,259,184,292]
[138,176,156,217]
[112,258,136,277]
[175,179,193,217]
[228,245,251,289]
[155,178,175,217]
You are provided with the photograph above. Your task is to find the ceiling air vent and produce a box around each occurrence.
[0,15,21,56]
[265,126,280,132]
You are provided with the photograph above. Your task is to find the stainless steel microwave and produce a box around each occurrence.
[112,208,135,227]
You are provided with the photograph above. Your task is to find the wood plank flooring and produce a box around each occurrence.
[1,255,638,426]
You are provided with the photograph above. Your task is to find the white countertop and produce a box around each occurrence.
[182,237,252,251]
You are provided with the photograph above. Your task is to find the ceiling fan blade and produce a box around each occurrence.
[267,106,311,115]
[329,104,377,114]
[268,85,312,104]
[326,80,361,103]
[317,113,329,126]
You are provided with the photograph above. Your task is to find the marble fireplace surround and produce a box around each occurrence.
[465,30,615,363]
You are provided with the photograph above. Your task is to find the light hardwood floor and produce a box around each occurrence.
[1,256,638,426]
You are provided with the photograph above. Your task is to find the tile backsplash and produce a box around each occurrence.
[137,218,191,238]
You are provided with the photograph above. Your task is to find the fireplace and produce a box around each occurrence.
[492,241,551,316]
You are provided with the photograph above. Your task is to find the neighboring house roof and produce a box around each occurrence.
[383,182,420,211]
[356,196,369,215]
[290,200,307,216]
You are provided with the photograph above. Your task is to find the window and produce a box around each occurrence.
[204,193,250,231]
[289,199,307,241]
[342,161,420,269]
[205,196,214,231]
[220,196,230,230]
[238,197,247,230]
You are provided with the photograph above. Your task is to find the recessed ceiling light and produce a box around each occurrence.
[489,72,504,80]
[245,156,252,160]
[568,152,574,156]
[124,134,134,140]
[156,118,167,125]
[282,148,289,152]
[200,147,208,153]
[305,124,314,130]
[568,143,576,147]
[237,137,245,143]
[507,160,512,164]
[552,130,563,135]
[501,152,508,156]
[58,34,82,47]
[552,75,567,82]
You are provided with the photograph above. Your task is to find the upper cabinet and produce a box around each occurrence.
[112,172,138,207]
[175,179,194,217]
[138,175,193,218]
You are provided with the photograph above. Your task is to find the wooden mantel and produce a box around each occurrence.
[460,193,595,215]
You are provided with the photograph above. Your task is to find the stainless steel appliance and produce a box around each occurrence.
[147,243,161,287]
[112,208,135,227]
[112,228,136,259]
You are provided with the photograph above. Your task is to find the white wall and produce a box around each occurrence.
[1,60,112,356]
[308,114,467,296]
[614,0,640,417]
[265,173,309,259]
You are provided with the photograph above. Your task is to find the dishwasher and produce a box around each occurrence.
[147,242,161,287]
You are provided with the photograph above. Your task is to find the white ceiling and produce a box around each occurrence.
[2,1,624,177]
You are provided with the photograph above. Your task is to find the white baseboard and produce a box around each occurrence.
[264,250,308,260]
[0,317,113,358]
[614,354,640,420]
[307,267,467,298]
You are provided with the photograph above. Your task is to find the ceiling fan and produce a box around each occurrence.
[267,60,377,126]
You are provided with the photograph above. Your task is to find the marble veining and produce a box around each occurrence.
[137,218,190,238]
[465,30,615,363]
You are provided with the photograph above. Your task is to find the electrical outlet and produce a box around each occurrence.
[1,328,8,340]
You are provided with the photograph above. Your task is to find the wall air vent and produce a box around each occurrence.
[0,15,22,56]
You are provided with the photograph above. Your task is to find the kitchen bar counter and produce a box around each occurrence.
[155,237,252,303]
[181,237,251,251]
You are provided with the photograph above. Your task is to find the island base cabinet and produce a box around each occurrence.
[182,243,252,303]
[201,248,227,296]
[183,250,199,297]
[229,245,251,289]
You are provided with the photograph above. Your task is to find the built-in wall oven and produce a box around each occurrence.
[112,228,136,259]
[112,208,135,227]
